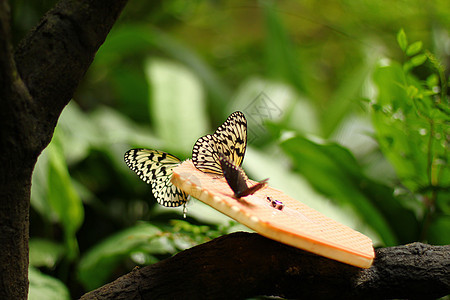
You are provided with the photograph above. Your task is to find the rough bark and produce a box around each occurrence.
[0,2,33,299]
[80,232,450,300]
[0,1,128,299]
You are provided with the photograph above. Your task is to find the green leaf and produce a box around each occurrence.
[57,102,102,164]
[31,153,53,221]
[406,41,423,56]
[410,53,427,67]
[426,73,439,89]
[77,223,171,290]
[31,103,94,224]
[29,267,70,300]
[397,29,408,51]
[145,58,209,154]
[29,239,65,268]
[280,136,399,246]
[47,131,84,259]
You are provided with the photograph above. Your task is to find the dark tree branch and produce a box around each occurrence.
[14,0,128,152]
[0,1,128,299]
[80,232,450,300]
[0,2,33,299]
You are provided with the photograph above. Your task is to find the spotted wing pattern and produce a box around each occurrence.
[192,111,247,175]
[124,149,188,207]
[218,153,268,198]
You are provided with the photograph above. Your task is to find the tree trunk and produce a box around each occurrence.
[0,1,128,299]
[79,232,450,300]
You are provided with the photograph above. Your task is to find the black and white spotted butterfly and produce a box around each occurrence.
[218,153,268,198]
[124,149,188,207]
[192,111,247,175]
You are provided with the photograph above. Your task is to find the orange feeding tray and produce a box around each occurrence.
[172,160,374,268]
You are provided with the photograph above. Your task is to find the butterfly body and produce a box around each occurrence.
[218,153,268,198]
[124,149,188,207]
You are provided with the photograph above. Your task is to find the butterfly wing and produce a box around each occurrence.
[124,149,188,207]
[192,111,247,175]
[213,111,247,167]
[191,134,222,174]
[218,153,249,197]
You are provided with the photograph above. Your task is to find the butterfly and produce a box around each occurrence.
[192,111,247,175]
[218,153,268,198]
[124,149,188,207]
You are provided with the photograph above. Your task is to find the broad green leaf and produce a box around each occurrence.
[397,29,408,51]
[47,131,84,259]
[77,223,172,290]
[406,41,423,56]
[31,103,94,223]
[31,152,53,221]
[280,135,399,246]
[29,239,65,268]
[28,267,70,300]
[57,102,102,164]
[145,58,208,154]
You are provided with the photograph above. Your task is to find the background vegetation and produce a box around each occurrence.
[11,0,449,298]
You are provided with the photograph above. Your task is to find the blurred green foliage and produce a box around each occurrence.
[11,0,449,298]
